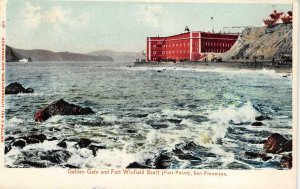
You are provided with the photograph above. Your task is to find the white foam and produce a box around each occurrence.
[7,117,24,124]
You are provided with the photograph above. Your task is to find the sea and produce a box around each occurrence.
[4,61,293,169]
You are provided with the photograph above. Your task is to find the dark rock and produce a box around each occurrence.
[57,140,67,148]
[5,136,15,141]
[34,99,95,122]
[23,134,46,144]
[167,118,182,124]
[41,150,71,164]
[5,145,12,154]
[5,82,34,94]
[263,133,292,154]
[127,129,137,133]
[64,164,80,168]
[157,70,162,72]
[154,151,173,169]
[12,140,26,148]
[134,113,149,118]
[24,88,34,93]
[77,138,92,148]
[126,162,150,169]
[173,148,201,161]
[88,145,106,156]
[48,137,58,141]
[251,122,263,126]
[280,153,292,169]
[147,121,169,129]
[255,115,271,121]
[19,161,47,168]
[244,151,272,161]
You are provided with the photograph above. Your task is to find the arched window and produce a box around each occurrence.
[153,51,156,55]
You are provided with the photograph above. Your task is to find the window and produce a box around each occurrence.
[163,45,165,47]
[176,44,178,47]
[153,51,156,55]
[183,50,185,53]
[180,50,182,53]
[187,43,189,46]
[180,43,182,47]
[153,45,156,48]
[187,50,189,53]
[173,44,175,47]
[162,51,165,54]
[184,43,185,46]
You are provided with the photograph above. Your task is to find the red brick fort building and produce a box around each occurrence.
[146,31,239,62]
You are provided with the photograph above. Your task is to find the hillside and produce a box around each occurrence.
[222,24,292,61]
[6,46,113,62]
[88,50,145,62]
[5,46,25,62]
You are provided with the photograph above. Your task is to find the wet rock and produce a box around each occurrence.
[34,99,95,122]
[41,150,71,164]
[57,140,67,148]
[88,145,106,156]
[244,151,272,161]
[64,164,80,168]
[178,115,209,123]
[5,82,34,95]
[157,70,162,72]
[154,151,173,169]
[23,134,46,144]
[19,161,47,168]
[280,153,292,169]
[255,115,271,121]
[167,118,182,124]
[126,162,150,169]
[263,133,292,154]
[12,140,26,148]
[127,129,137,134]
[173,148,201,161]
[134,113,149,118]
[5,145,12,154]
[5,136,15,142]
[77,138,92,148]
[48,137,58,141]
[251,122,263,126]
[147,121,169,129]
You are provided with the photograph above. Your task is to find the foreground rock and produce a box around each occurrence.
[263,133,292,154]
[244,151,272,161]
[280,153,292,169]
[5,82,34,95]
[34,99,95,122]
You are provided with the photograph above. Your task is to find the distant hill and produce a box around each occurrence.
[5,45,113,62]
[87,50,145,62]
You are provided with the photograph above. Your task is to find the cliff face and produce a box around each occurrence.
[5,46,24,62]
[222,24,292,61]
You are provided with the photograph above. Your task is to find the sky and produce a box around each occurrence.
[6,1,292,53]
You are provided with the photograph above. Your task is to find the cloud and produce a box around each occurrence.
[21,2,89,29]
[139,4,164,28]
[22,2,43,28]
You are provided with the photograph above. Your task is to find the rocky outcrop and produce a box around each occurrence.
[280,153,292,169]
[34,99,94,122]
[222,24,292,61]
[263,133,292,154]
[5,82,34,94]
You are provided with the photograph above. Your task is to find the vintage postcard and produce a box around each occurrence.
[0,0,298,188]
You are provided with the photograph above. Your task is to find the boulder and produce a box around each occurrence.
[154,151,173,169]
[12,140,26,148]
[255,115,271,121]
[244,151,272,161]
[23,134,46,144]
[251,122,263,126]
[40,150,71,164]
[88,144,106,156]
[34,99,95,122]
[77,138,92,148]
[5,82,34,94]
[126,162,150,169]
[263,133,292,154]
[280,153,292,169]
[57,140,67,148]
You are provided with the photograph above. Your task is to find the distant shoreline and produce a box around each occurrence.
[133,61,292,74]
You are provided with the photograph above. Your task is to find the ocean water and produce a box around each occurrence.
[4,61,292,169]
